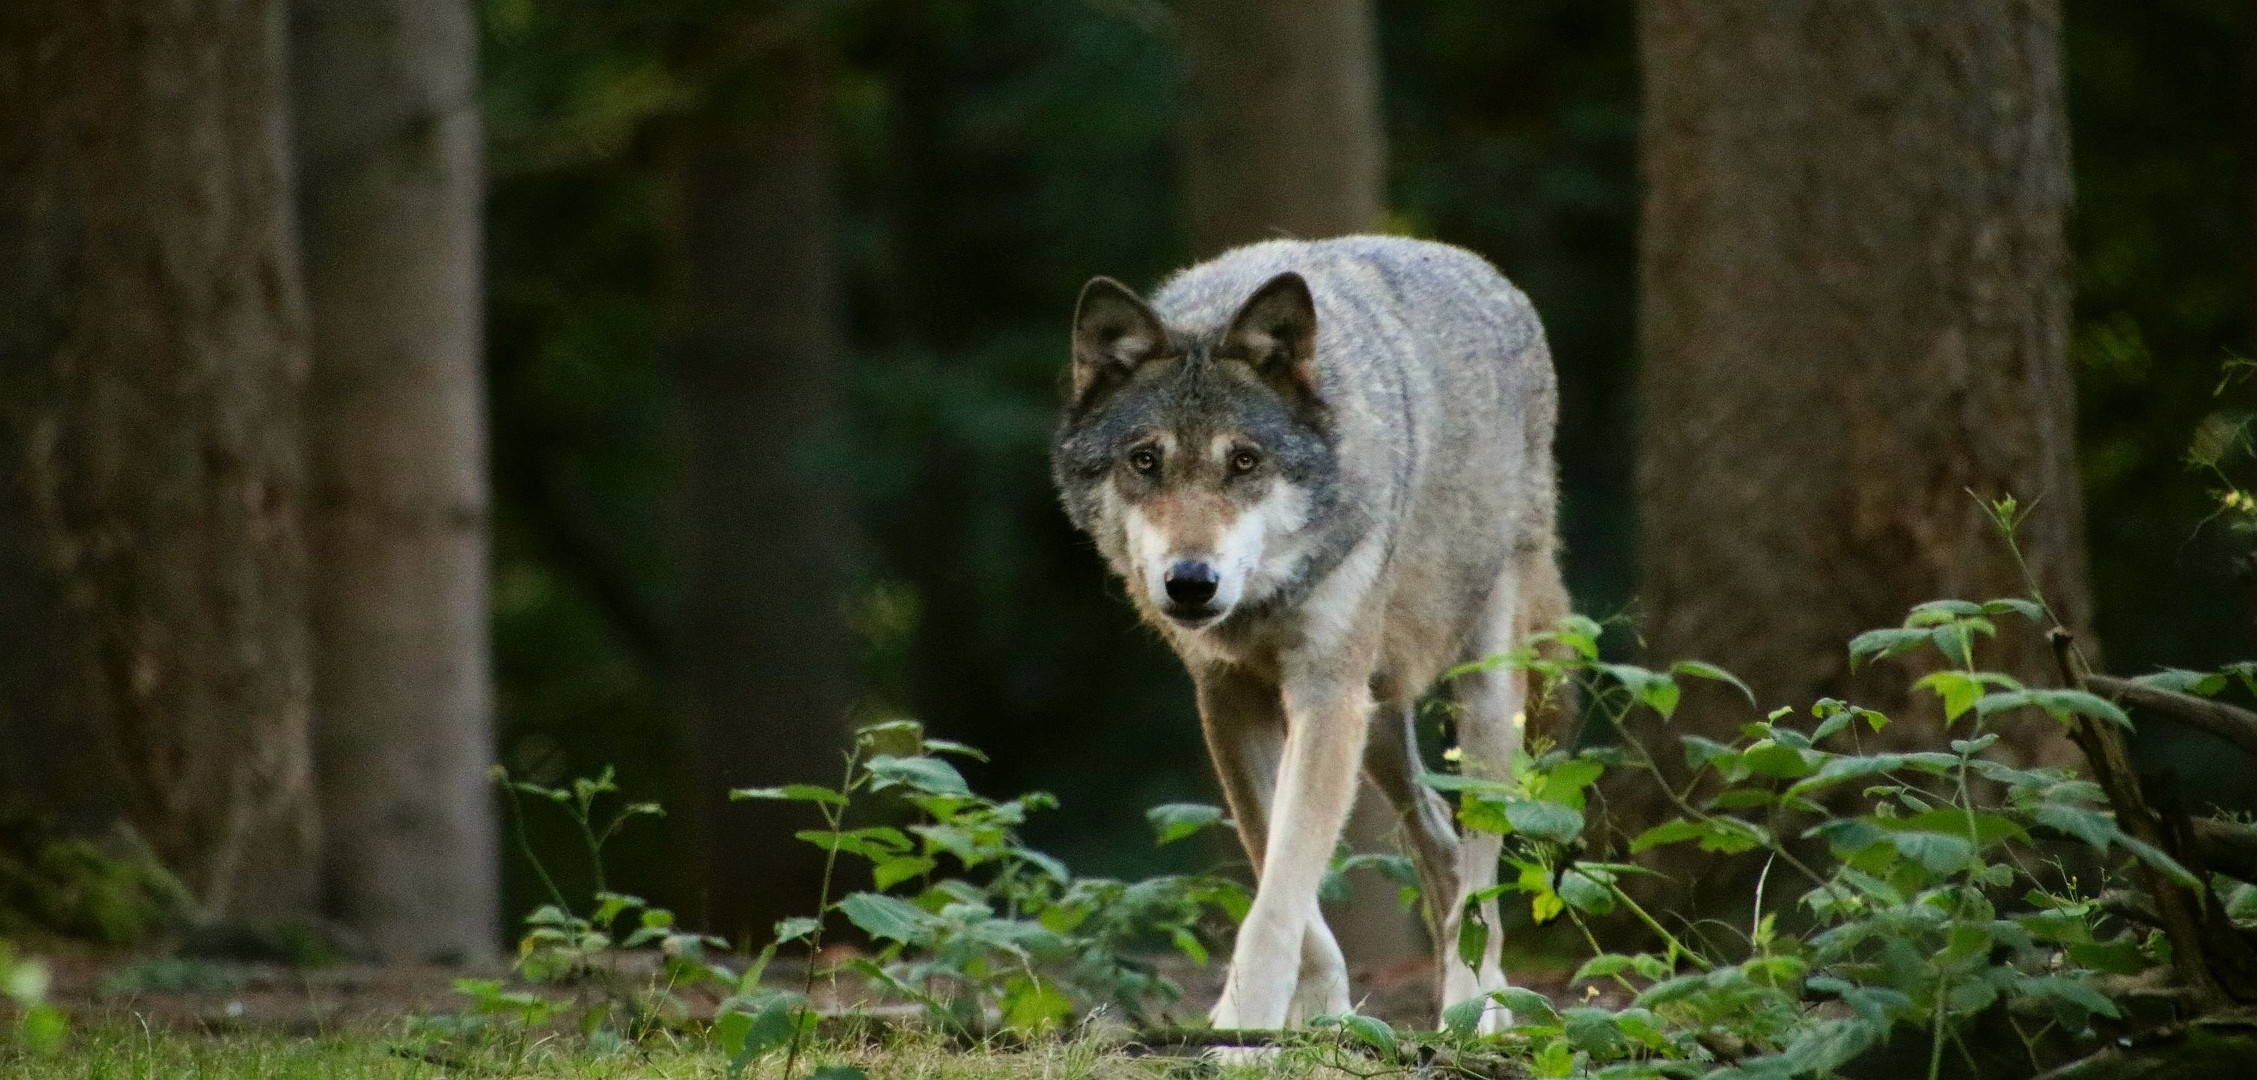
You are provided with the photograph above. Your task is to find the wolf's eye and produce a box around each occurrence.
[1229,450,1261,476]
[1128,448,1160,474]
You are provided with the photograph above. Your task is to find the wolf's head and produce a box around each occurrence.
[1051,272,1340,630]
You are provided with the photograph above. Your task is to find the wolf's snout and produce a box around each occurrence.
[1163,560,1221,607]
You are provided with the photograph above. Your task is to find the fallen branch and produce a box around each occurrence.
[2086,674,2257,763]
[2050,630,2257,1008]
[2192,817,2257,886]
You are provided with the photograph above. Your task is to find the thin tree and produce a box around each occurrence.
[292,0,499,959]
[0,0,320,919]
[667,29,857,943]
[1177,0,1418,962]
[1626,0,2091,888]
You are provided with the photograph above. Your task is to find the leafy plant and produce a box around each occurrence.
[735,717,1248,1066]
[408,766,757,1068]
[1325,503,2187,1079]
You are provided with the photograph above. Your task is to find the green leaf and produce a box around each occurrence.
[871,855,937,891]
[1629,818,1706,853]
[836,892,935,944]
[719,1000,800,1063]
[1487,986,1559,1023]
[1558,867,1616,914]
[1603,664,1682,719]
[1742,741,1818,779]
[1145,802,1228,845]
[1888,830,1974,875]
[1907,599,1985,625]
[772,916,820,945]
[1541,758,1605,798]
[1848,627,1930,670]
[1337,1014,1398,1058]
[863,754,969,795]
[1571,954,1636,983]
[1440,996,1485,1037]
[2031,803,2118,850]
[1786,751,1955,798]
[1000,977,1071,1032]
[2135,668,2229,696]
[1505,799,1585,844]
[1916,670,1986,722]
[1979,597,2046,621]
[2069,936,2145,975]
[2014,975,2121,1020]
[15,1004,63,1054]
[731,784,848,806]
[2118,833,2203,890]
[1457,905,1489,969]
[1671,659,1756,705]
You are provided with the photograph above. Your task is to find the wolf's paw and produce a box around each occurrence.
[1202,1044,1282,1071]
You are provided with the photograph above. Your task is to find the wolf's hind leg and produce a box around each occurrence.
[1197,669,1352,1027]
[1445,573,1527,1034]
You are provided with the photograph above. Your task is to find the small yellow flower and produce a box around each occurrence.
[1442,746,1464,763]
[1511,710,1528,731]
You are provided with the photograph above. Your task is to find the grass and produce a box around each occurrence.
[0,1025,1379,1080]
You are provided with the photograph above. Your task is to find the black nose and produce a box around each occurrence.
[1164,560,1221,606]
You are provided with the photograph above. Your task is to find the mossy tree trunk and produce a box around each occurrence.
[0,0,320,920]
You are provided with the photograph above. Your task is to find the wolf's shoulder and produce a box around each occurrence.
[1151,235,1527,327]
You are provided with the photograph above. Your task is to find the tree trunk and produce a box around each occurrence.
[1626,0,2091,880]
[292,0,498,959]
[0,0,319,920]
[667,36,856,944]
[1180,0,1388,258]
[1179,0,1418,964]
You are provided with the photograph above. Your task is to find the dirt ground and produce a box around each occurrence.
[38,945,1588,1036]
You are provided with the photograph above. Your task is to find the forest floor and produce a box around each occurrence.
[17,947,1584,1078]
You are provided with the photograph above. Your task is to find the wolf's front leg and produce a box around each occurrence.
[1211,680,1371,1030]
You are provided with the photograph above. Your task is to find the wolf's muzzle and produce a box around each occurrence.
[1162,559,1226,623]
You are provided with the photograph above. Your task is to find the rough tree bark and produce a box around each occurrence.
[1626,0,2092,884]
[0,0,320,919]
[292,0,499,959]
[1178,0,1419,963]
[1180,0,1388,260]
[668,34,857,943]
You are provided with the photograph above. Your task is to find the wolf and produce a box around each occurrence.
[1050,235,1570,1032]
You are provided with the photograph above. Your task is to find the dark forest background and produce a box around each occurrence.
[482,0,2256,934]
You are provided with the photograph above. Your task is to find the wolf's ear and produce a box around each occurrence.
[1071,277,1171,404]
[1219,272,1319,404]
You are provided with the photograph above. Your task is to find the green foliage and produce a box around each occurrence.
[738,718,1248,1050]
[0,941,61,1054]
[1399,588,2173,1079]
[0,828,192,946]
[410,767,748,1067]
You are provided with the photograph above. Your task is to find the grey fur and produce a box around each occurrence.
[1052,235,1568,1031]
